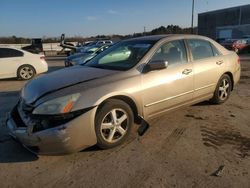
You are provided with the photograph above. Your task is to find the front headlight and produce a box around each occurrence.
[33,93,81,115]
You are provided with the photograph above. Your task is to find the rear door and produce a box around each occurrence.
[0,48,24,78]
[142,40,194,118]
[186,39,225,100]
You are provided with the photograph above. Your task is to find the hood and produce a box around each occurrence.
[22,66,118,104]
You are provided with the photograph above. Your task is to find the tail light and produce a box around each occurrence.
[40,56,45,60]
[237,57,240,64]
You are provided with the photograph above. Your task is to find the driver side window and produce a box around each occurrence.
[150,40,188,66]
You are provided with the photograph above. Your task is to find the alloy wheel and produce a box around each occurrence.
[100,108,128,143]
[218,78,230,101]
[20,66,34,79]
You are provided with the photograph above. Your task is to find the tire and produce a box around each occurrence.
[17,65,36,80]
[95,99,134,149]
[210,74,232,104]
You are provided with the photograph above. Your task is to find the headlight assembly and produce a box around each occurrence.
[32,93,80,115]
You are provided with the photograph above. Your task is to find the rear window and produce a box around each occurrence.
[0,48,24,58]
[211,44,222,56]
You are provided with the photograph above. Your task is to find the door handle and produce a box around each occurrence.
[216,60,224,65]
[182,69,192,75]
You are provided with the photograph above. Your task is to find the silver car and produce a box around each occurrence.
[6,35,241,155]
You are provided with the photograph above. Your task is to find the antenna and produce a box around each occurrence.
[191,0,195,34]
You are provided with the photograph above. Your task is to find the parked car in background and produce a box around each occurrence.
[96,40,113,45]
[76,41,94,47]
[221,38,238,50]
[7,35,240,154]
[21,38,43,54]
[65,44,112,67]
[75,40,113,54]
[0,47,48,80]
[232,39,250,53]
[221,36,250,54]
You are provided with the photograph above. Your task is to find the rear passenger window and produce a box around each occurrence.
[0,48,24,58]
[187,39,214,60]
[211,44,221,56]
[150,40,187,66]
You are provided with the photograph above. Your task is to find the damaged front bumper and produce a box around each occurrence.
[6,105,98,155]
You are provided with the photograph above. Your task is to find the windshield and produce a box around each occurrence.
[85,40,155,71]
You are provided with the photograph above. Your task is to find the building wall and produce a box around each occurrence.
[198,4,250,39]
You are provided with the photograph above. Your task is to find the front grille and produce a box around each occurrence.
[11,106,27,127]
[11,98,35,129]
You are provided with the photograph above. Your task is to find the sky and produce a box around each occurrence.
[0,0,249,38]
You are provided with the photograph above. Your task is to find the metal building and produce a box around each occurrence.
[198,4,250,40]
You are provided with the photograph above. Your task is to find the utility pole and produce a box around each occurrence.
[143,26,146,35]
[191,0,195,34]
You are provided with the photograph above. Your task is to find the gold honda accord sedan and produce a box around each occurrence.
[6,35,241,155]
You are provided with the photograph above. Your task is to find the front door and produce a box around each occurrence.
[142,40,194,118]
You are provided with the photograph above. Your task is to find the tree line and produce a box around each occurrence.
[0,25,197,44]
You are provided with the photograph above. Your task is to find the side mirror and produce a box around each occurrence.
[143,60,168,73]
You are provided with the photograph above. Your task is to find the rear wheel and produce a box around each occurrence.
[17,65,36,80]
[95,99,133,149]
[210,74,232,104]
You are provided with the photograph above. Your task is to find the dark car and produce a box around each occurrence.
[65,44,112,67]
[75,40,113,54]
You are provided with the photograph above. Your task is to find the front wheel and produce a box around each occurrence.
[95,99,134,149]
[210,74,232,104]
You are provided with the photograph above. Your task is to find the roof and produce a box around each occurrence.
[125,34,204,42]
[198,4,250,15]
[127,35,172,41]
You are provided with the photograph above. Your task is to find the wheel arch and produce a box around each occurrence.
[223,71,234,91]
[96,95,141,124]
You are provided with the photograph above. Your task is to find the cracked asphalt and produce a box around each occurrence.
[0,58,249,188]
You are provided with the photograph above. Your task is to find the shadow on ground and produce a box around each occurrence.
[0,90,38,163]
[0,125,39,163]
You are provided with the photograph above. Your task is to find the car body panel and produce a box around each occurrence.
[142,63,194,118]
[192,56,224,99]
[0,56,21,78]
[32,69,144,116]
[7,106,98,155]
[22,66,119,104]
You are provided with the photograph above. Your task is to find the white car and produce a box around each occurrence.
[0,47,48,80]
